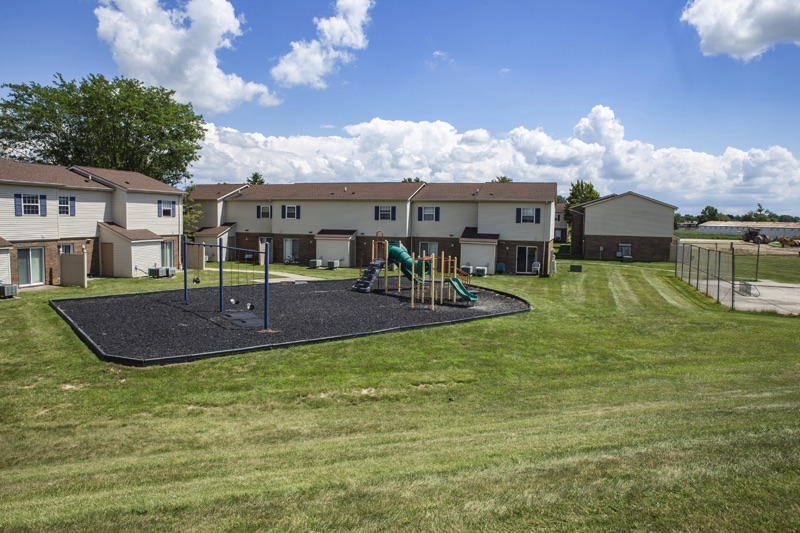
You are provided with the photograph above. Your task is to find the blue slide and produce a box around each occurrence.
[387,241,431,283]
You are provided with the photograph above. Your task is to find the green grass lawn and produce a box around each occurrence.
[1,262,799,531]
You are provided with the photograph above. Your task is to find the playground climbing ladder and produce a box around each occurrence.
[352,259,386,292]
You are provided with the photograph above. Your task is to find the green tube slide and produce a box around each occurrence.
[387,241,431,283]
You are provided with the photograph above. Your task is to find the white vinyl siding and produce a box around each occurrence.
[0,249,10,284]
[125,192,182,235]
[268,200,410,236]
[460,242,496,274]
[132,242,162,277]
[478,202,553,241]
[224,201,273,233]
[585,195,674,238]
[411,202,478,238]
[0,186,58,240]
[57,190,111,239]
[315,238,353,268]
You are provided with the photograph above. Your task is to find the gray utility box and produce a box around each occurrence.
[569,264,583,272]
[309,259,322,268]
[474,266,487,277]
[0,284,19,298]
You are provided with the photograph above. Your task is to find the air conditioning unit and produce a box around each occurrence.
[309,259,322,268]
[327,260,339,270]
[461,265,473,274]
[148,267,162,278]
[0,284,18,298]
[474,266,487,277]
[165,267,177,277]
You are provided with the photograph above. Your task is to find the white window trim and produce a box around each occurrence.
[22,194,39,216]
[285,205,298,219]
[422,206,436,221]
[521,207,536,223]
[378,206,392,220]
[58,196,70,216]
[160,202,173,217]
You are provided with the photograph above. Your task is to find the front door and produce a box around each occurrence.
[101,242,114,277]
[18,248,44,286]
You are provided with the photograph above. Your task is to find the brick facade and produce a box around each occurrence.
[496,239,554,276]
[582,235,672,262]
[9,238,97,286]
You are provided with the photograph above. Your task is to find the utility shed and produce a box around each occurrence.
[570,192,676,262]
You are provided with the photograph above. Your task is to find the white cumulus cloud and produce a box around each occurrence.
[681,0,800,61]
[271,0,375,88]
[95,0,280,114]
[191,106,800,216]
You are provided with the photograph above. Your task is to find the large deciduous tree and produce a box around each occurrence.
[565,180,600,223]
[0,74,205,186]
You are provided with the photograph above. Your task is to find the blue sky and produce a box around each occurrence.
[2,0,799,216]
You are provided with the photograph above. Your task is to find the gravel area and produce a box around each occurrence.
[51,279,530,365]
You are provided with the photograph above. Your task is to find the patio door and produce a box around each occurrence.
[283,238,300,262]
[515,246,538,274]
[18,248,44,286]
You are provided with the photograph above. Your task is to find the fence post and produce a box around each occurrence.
[732,243,736,310]
[755,242,761,281]
[705,247,710,294]
[264,242,269,330]
[695,246,701,290]
[219,237,224,313]
[183,234,189,302]
[716,248,721,303]
[687,246,693,286]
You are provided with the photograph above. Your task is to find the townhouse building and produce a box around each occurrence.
[0,158,184,286]
[190,180,558,276]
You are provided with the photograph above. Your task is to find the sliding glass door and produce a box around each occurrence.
[18,248,44,286]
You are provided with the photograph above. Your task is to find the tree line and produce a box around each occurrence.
[676,203,800,227]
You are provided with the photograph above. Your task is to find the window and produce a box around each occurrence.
[281,205,300,219]
[18,248,44,286]
[161,241,174,268]
[419,242,438,257]
[521,208,536,223]
[417,206,440,222]
[157,199,176,217]
[58,244,74,254]
[256,205,271,219]
[556,214,562,222]
[59,197,70,215]
[14,194,46,217]
[515,207,541,224]
[375,205,396,221]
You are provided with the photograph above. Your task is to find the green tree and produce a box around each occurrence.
[402,176,424,183]
[565,180,600,224]
[557,194,568,204]
[0,74,205,186]
[699,205,721,223]
[182,183,204,235]
[247,172,265,185]
[492,176,512,182]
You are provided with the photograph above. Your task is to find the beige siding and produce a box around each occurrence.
[585,195,674,237]
[477,202,554,241]
[131,242,162,277]
[0,184,60,240]
[0,249,10,283]
[270,200,410,237]
[460,242,496,273]
[315,239,352,267]
[55,190,110,238]
[226,201,274,233]
[196,200,221,228]
[411,201,478,238]
[110,189,127,227]
[125,192,183,235]
[99,225,133,278]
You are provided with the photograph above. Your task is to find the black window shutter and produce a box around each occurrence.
[434,207,440,222]
[14,194,22,216]
[70,197,76,216]
[40,195,47,217]
[281,205,286,219]
[171,200,177,217]
[535,207,541,224]
[257,205,262,219]
[418,207,423,221]
[158,200,163,217]
[296,205,300,219]
[374,206,379,220]
[391,206,396,220]
[515,208,522,223]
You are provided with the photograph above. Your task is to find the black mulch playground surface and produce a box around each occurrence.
[50,279,530,366]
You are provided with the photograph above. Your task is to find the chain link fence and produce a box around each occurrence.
[675,242,800,315]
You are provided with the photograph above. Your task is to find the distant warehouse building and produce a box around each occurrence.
[699,221,800,239]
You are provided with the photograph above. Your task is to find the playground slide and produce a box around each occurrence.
[387,242,431,283]
[447,277,478,301]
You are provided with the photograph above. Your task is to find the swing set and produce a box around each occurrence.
[182,235,270,330]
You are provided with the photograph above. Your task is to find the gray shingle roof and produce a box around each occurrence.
[99,222,162,242]
[231,182,426,201]
[70,165,183,194]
